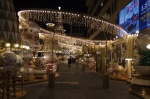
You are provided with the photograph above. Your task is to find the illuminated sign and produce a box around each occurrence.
[139,0,150,30]
[119,0,150,35]
[119,0,139,34]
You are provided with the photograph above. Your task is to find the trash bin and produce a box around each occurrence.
[49,73,55,88]
[103,74,109,88]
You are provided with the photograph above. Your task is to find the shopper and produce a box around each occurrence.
[68,56,72,68]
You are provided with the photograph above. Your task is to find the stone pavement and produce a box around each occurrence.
[22,63,140,99]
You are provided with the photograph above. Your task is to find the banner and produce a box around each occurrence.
[119,0,139,34]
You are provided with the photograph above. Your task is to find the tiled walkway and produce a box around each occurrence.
[22,63,140,99]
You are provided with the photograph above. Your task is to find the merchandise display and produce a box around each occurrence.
[1,0,150,98]
[33,57,46,78]
[0,51,17,71]
[130,33,150,97]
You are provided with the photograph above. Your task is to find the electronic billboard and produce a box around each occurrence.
[139,0,150,30]
[119,0,139,34]
[119,0,150,35]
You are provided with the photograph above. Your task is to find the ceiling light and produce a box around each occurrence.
[146,44,150,49]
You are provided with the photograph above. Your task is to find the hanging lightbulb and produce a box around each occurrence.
[58,6,61,10]
[5,43,10,47]
[26,46,30,50]
[146,44,150,49]
[14,44,19,48]
[136,30,139,34]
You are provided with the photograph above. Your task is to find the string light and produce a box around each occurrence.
[5,43,10,47]
[18,9,129,52]
[14,44,19,48]
[18,9,127,36]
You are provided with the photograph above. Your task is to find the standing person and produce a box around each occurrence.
[75,56,79,68]
[68,56,72,68]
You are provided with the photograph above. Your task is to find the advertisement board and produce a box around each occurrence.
[139,0,150,30]
[139,0,147,30]
[119,0,139,34]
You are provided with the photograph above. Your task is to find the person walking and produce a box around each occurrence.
[68,56,72,68]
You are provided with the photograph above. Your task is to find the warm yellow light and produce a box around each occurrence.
[23,45,26,48]
[146,44,150,49]
[58,6,61,10]
[142,89,145,95]
[19,25,22,29]
[26,46,30,50]
[5,43,10,47]
[14,44,19,48]
[46,23,55,27]
[125,58,132,60]
[20,45,23,48]
[20,45,26,49]
[136,30,139,34]
[18,9,129,50]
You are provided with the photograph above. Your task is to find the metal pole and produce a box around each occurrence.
[52,33,54,65]
[22,73,24,95]
[6,71,10,99]
[49,33,55,88]
[70,22,72,36]
[12,71,16,97]
[1,71,5,99]
[103,32,109,88]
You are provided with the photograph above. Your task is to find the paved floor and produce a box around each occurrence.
[22,63,140,99]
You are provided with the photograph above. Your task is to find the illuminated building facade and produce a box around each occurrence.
[85,0,132,40]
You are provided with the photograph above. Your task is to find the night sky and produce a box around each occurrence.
[13,0,88,37]
[13,0,87,13]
